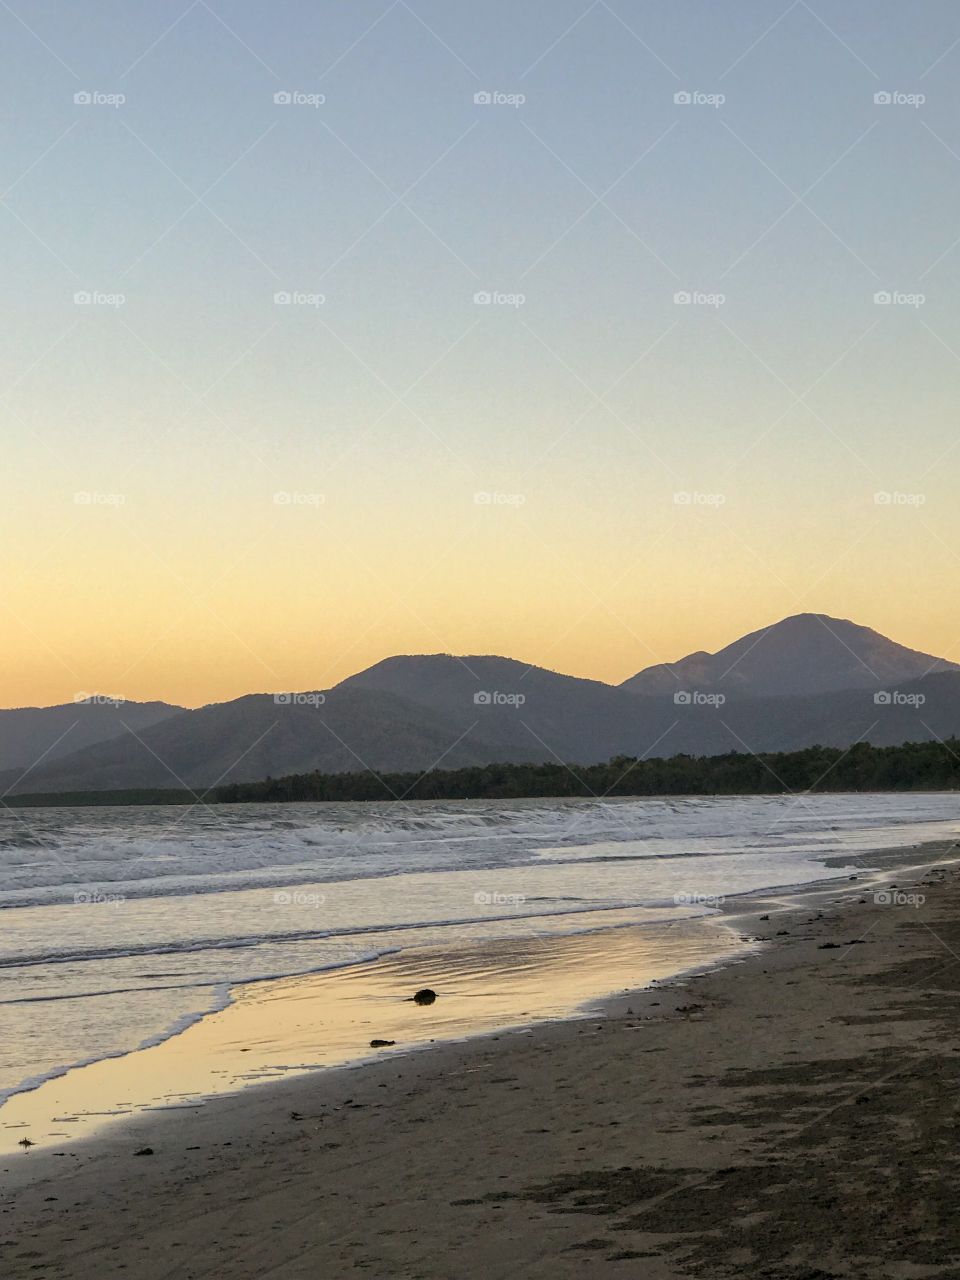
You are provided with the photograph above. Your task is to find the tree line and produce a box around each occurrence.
[9,740,959,807]
[213,739,960,804]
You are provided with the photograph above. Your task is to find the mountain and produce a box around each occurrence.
[339,654,643,764]
[5,616,960,796]
[0,700,182,777]
[655,671,960,756]
[0,688,520,795]
[621,613,959,699]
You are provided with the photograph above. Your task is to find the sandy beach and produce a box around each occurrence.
[5,838,960,1279]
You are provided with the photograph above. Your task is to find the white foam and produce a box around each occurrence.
[1,792,957,1108]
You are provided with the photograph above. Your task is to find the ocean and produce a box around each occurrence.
[1,792,958,1123]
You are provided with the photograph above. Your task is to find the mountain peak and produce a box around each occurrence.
[622,614,958,699]
[6,616,960,794]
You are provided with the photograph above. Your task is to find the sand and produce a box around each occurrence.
[4,839,960,1279]
[0,909,746,1154]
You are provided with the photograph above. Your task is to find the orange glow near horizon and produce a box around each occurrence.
[3,4,960,711]
[5,519,959,709]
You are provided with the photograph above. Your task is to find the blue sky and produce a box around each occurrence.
[3,1,960,704]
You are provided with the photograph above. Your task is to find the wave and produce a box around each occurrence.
[0,946,407,1105]
[2,794,956,904]
[0,900,707,972]
[0,947,402,1008]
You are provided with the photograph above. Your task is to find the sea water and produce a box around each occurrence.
[1,792,957,1110]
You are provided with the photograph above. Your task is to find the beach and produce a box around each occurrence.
[4,1,957,1272]
[5,836,960,1278]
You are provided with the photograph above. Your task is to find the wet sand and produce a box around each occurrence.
[0,910,745,1156]
[4,838,960,1279]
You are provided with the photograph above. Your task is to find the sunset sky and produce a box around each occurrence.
[4,0,960,708]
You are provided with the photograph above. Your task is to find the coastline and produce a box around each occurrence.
[0,908,753,1155]
[5,835,960,1277]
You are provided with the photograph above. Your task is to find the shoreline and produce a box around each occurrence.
[3,829,907,1148]
[5,836,960,1277]
[5,782,960,810]
[0,909,752,1156]
[1,838,952,1164]
[2,834,910,1156]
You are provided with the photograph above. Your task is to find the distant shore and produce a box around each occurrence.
[6,737,960,807]
[5,836,960,1278]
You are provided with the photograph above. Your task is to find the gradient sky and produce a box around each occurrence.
[4,0,960,708]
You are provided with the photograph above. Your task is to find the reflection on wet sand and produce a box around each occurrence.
[1,915,748,1153]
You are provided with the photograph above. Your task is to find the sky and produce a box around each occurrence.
[3,0,960,708]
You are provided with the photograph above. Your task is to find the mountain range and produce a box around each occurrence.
[2,613,958,796]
